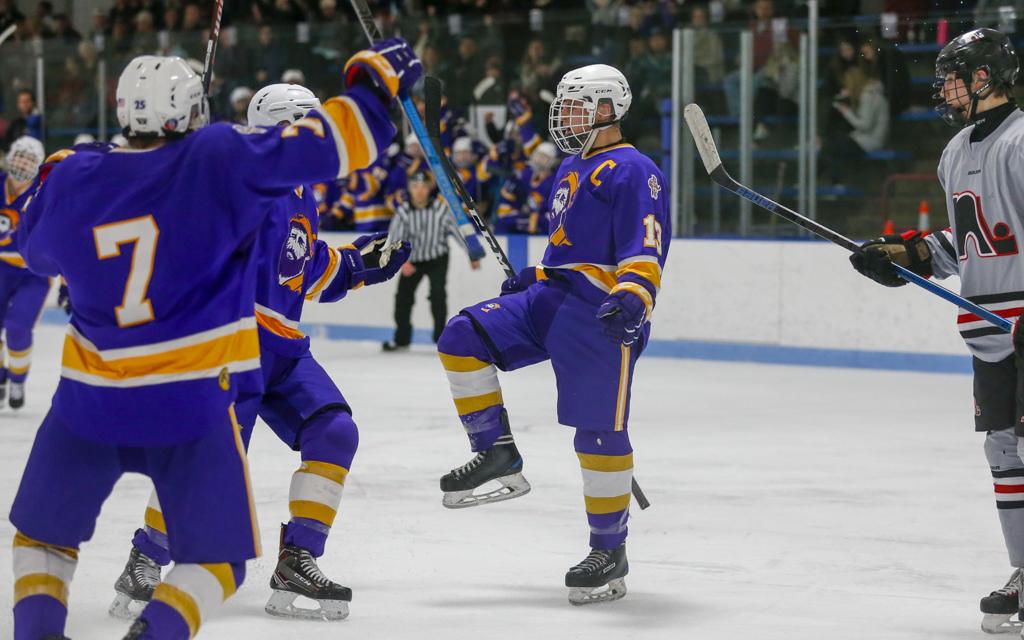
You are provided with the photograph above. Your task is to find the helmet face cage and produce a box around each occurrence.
[5,147,42,184]
[549,97,597,155]
[529,148,556,173]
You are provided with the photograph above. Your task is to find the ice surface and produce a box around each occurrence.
[0,326,1007,639]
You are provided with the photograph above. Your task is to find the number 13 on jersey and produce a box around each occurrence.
[643,214,663,255]
[93,215,159,327]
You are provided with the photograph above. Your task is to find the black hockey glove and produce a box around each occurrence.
[849,231,932,288]
[1014,309,1024,360]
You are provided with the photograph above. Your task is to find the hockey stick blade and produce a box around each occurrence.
[423,76,516,278]
[683,103,1012,333]
[0,24,17,48]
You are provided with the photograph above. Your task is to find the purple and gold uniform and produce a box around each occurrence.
[9,83,394,640]
[347,159,392,231]
[495,166,557,235]
[0,173,51,389]
[437,142,670,549]
[134,182,379,566]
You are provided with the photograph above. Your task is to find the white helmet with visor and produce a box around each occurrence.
[548,64,631,155]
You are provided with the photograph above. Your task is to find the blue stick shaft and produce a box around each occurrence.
[892,265,1013,332]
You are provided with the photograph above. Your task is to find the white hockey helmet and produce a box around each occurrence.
[548,64,632,155]
[110,134,130,148]
[116,55,207,138]
[452,136,476,168]
[247,83,320,127]
[405,132,423,158]
[73,133,96,145]
[528,141,559,173]
[5,136,45,184]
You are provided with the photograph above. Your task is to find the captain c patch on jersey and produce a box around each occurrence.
[278,214,314,291]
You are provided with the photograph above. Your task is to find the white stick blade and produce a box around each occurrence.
[683,104,722,175]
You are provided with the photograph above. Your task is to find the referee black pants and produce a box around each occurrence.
[393,253,449,346]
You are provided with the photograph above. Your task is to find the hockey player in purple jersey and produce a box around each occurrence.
[0,136,49,409]
[9,38,418,640]
[850,29,1024,634]
[108,82,411,623]
[435,64,669,605]
[495,141,560,234]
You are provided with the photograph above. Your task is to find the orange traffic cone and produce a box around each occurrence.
[882,219,894,235]
[918,201,930,231]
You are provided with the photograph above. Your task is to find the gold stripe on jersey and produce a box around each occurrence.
[61,318,260,388]
[305,247,340,302]
[353,205,393,223]
[255,309,305,340]
[320,97,378,180]
[0,252,26,268]
[616,256,662,291]
[344,51,400,97]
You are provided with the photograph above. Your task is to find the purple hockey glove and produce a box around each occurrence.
[500,266,539,296]
[345,38,422,106]
[342,233,411,287]
[597,289,650,346]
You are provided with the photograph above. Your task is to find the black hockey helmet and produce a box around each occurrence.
[933,28,1019,125]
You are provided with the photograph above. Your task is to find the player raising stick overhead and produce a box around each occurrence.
[849,28,1024,634]
[434,64,670,606]
[108,82,411,623]
[9,38,418,640]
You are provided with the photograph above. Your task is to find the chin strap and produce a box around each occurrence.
[579,115,626,156]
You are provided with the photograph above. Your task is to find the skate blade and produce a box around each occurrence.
[568,578,627,606]
[981,613,1022,634]
[265,590,350,621]
[442,472,532,509]
[108,592,147,621]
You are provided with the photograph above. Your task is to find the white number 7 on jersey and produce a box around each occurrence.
[93,216,159,327]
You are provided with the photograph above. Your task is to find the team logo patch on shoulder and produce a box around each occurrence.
[232,124,267,135]
[648,175,661,200]
[481,303,501,313]
[218,367,230,391]
[278,214,314,292]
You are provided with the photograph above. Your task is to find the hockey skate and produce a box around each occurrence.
[0,369,8,409]
[565,544,628,606]
[108,545,161,621]
[9,382,24,409]
[265,527,351,621]
[981,568,1023,633]
[440,410,531,509]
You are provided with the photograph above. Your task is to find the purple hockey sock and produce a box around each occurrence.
[135,600,192,640]
[133,527,171,566]
[13,595,67,640]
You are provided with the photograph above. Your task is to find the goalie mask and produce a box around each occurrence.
[5,136,45,185]
[548,64,631,155]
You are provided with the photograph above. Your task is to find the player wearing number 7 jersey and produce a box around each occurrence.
[435,64,670,606]
[8,41,416,640]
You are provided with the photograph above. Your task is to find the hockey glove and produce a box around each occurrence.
[849,231,932,288]
[345,38,423,106]
[57,283,71,316]
[507,96,532,127]
[500,266,539,296]
[343,234,411,288]
[597,286,652,347]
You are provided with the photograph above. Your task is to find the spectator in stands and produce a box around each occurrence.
[139,0,166,30]
[133,11,159,55]
[108,19,134,55]
[0,0,25,35]
[824,36,858,98]
[253,24,288,85]
[34,1,53,34]
[252,0,308,24]
[690,5,725,84]
[473,55,507,104]
[89,10,110,39]
[636,29,673,119]
[860,36,911,116]
[230,86,253,125]
[162,6,180,32]
[752,40,800,140]
[819,64,890,186]
[519,39,560,98]
[282,69,306,85]
[1,90,40,149]
[447,36,486,111]
[51,14,81,44]
[107,0,136,30]
[722,0,786,117]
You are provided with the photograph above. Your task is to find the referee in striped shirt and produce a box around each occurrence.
[383,170,480,351]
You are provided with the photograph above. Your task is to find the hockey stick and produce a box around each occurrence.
[201,0,225,98]
[425,78,651,510]
[424,77,514,278]
[345,0,485,262]
[0,24,17,48]
[684,104,1013,334]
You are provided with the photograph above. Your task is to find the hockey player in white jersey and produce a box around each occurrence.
[850,28,1024,634]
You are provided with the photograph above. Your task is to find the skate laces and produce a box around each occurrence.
[453,452,486,478]
[297,549,332,587]
[995,568,1023,596]
[132,551,161,588]
[570,549,612,574]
